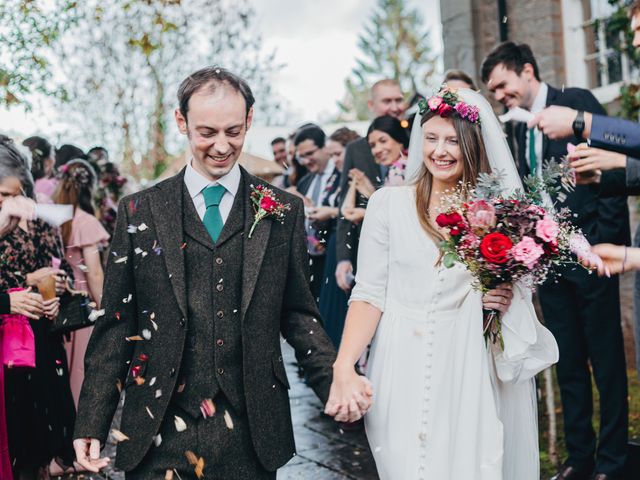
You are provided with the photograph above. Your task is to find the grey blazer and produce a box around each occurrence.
[74,167,336,472]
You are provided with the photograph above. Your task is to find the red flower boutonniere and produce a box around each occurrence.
[249,184,290,238]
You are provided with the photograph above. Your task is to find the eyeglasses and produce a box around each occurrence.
[297,148,318,159]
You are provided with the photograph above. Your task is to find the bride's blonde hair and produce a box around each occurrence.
[414,111,492,245]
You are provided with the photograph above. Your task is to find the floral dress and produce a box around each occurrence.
[0,219,76,470]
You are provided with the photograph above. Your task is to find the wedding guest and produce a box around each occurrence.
[52,159,109,407]
[270,137,288,188]
[22,136,58,203]
[285,130,309,188]
[482,41,630,480]
[95,161,127,237]
[443,69,477,90]
[55,144,86,169]
[87,146,109,173]
[585,244,640,276]
[0,135,76,479]
[335,79,406,292]
[315,127,361,348]
[295,125,339,302]
[342,115,410,227]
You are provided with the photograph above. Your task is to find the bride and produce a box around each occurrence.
[325,88,559,480]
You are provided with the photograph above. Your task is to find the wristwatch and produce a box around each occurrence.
[572,110,585,139]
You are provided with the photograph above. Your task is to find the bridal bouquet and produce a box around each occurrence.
[435,163,594,347]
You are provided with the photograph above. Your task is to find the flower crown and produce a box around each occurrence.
[418,88,480,124]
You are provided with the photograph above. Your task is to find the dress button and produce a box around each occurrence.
[216,339,224,346]
[217,368,224,375]
[217,310,224,318]
[169,368,176,377]
[215,257,223,265]
[216,284,224,292]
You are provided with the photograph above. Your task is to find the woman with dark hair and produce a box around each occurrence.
[22,136,57,203]
[0,135,77,478]
[52,159,109,407]
[314,127,361,348]
[342,115,410,226]
[325,90,558,478]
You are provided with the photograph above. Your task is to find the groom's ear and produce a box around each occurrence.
[175,108,188,135]
[245,107,254,132]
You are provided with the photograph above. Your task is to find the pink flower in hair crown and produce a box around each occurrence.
[419,88,481,125]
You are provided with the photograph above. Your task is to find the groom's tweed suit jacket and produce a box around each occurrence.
[74,167,337,472]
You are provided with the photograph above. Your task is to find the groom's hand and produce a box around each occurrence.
[73,438,110,473]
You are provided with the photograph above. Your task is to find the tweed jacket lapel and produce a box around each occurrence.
[240,167,272,321]
[149,169,188,320]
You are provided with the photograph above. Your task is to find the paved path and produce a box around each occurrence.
[75,343,378,479]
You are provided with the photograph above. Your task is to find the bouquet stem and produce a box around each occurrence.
[483,309,504,350]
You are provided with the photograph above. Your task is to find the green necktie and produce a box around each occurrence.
[528,127,537,175]
[202,184,226,243]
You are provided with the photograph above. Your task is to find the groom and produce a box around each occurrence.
[72,67,368,478]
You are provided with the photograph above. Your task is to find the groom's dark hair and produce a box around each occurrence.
[480,41,540,84]
[177,66,255,122]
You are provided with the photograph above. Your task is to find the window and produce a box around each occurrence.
[582,0,635,89]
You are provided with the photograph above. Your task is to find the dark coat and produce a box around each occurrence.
[336,137,382,265]
[74,167,336,472]
[514,85,630,246]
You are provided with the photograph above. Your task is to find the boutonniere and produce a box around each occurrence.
[249,184,291,238]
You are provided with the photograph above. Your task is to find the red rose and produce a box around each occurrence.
[260,196,278,212]
[437,103,454,117]
[436,212,463,228]
[479,232,513,264]
[450,226,462,236]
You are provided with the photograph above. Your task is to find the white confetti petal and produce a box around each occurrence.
[138,223,149,231]
[146,406,154,419]
[149,376,157,386]
[127,225,137,233]
[88,309,105,322]
[174,415,187,432]
[115,256,128,264]
[142,329,152,340]
[224,410,234,429]
[77,264,89,272]
[155,389,162,398]
[134,247,143,255]
[151,319,158,331]
[153,433,162,446]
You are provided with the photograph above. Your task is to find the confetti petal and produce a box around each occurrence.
[126,335,144,341]
[115,256,128,264]
[111,429,130,442]
[146,406,154,419]
[200,398,216,418]
[138,223,149,231]
[174,415,187,432]
[88,309,105,322]
[153,433,162,446]
[224,409,234,429]
[142,329,152,340]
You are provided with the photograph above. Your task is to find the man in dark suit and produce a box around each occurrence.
[293,126,339,302]
[335,79,406,291]
[483,42,630,480]
[72,67,372,479]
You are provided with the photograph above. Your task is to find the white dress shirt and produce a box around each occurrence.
[184,159,241,223]
[525,82,548,176]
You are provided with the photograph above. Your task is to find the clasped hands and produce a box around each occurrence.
[325,365,374,423]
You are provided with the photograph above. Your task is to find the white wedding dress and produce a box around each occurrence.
[351,186,559,480]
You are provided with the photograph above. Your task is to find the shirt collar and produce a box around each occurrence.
[531,82,548,114]
[319,158,335,177]
[184,159,241,199]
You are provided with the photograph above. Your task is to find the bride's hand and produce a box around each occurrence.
[325,366,373,423]
[482,283,513,313]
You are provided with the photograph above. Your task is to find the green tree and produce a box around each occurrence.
[337,0,436,120]
[53,0,283,180]
[0,0,79,107]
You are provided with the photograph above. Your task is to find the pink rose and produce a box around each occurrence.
[535,216,559,243]
[427,96,443,110]
[466,200,496,229]
[526,205,546,216]
[512,236,544,269]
